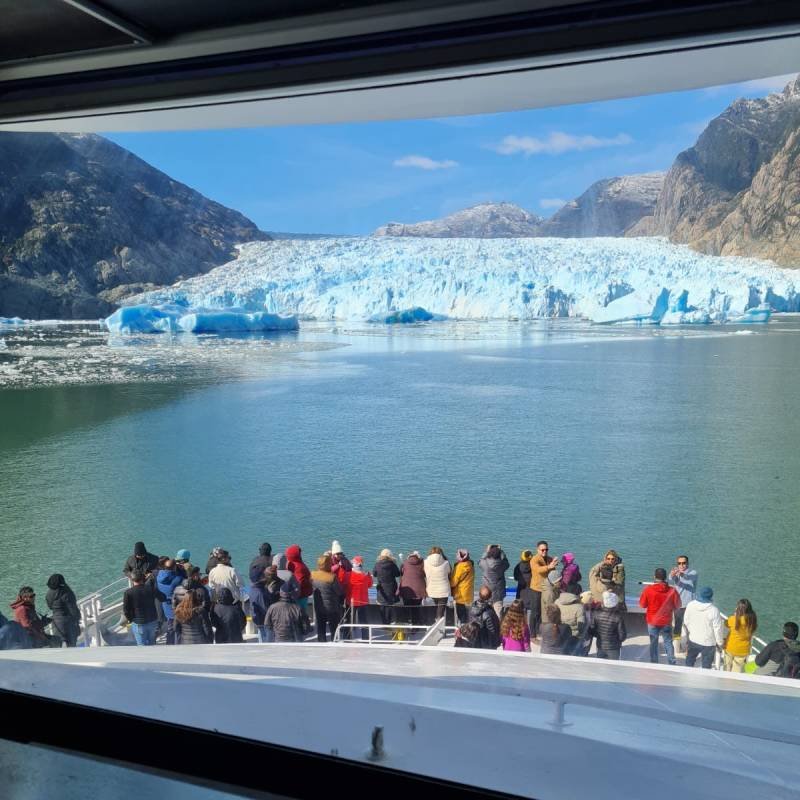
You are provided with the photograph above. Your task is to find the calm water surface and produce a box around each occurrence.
[2,319,799,635]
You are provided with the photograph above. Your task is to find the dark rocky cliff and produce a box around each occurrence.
[0,133,270,318]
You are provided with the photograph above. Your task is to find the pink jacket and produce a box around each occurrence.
[502,624,531,652]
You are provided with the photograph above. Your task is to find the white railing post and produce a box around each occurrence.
[93,595,103,647]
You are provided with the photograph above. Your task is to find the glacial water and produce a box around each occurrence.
[2,318,800,637]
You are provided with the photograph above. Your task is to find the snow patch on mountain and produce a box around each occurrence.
[126,237,800,322]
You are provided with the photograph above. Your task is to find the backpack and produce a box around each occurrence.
[777,651,800,679]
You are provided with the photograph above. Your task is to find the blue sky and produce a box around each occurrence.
[107,73,796,235]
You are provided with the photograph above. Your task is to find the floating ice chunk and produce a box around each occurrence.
[0,317,26,326]
[590,289,667,324]
[176,310,298,333]
[660,309,711,325]
[104,304,182,334]
[371,307,446,324]
[729,303,772,324]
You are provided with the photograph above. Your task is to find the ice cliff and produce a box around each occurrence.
[126,236,800,323]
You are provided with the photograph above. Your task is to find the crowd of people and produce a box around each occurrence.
[1,537,798,679]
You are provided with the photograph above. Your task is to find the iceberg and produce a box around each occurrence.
[372,307,445,324]
[125,237,800,324]
[0,317,26,326]
[104,304,298,334]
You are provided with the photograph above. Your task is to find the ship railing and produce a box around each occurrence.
[76,577,131,647]
[333,612,446,645]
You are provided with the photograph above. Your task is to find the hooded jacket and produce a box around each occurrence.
[399,555,427,601]
[554,592,586,638]
[479,549,509,603]
[682,599,726,647]
[211,588,246,643]
[156,569,185,619]
[423,553,451,599]
[45,576,80,643]
[559,556,582,593]
[285,545,313,599]
[589,561,625,604]
[311,569,345,615]
[513,556,532,599]
[122,542,159,579]
[372,558,401,605]
[450,555,475,605]
[639,582,681,627]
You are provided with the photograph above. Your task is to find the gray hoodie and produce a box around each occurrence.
[555,592,585,638]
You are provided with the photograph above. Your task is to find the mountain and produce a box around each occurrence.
[0,133,270,318]
[373,203,543,237]
[629,77,800,266]
[128,236,798,322]
[538,173,664,237]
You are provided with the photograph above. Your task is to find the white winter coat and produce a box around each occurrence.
[682,599,726,646]
[424,554,451,599]
[208,564,245,603]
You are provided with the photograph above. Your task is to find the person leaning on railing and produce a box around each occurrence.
[754,622,800,677]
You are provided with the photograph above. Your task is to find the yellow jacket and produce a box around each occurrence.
[450,560,475,605]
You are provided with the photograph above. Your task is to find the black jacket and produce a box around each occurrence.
[123,584,159,625]
[45,586,80,642]
[311,572,344,616]
[540,622,576,655]
[592,608,627,652]
[373,559,401,605]
[176,608,214,644]
[211,591,246,644]
[123,552,159,579]
[469,600,501,649]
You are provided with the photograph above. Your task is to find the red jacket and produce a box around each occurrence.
[348,571,373,606]
[639,582,681,626]
[10,597,47,642]
[285,545,313,599]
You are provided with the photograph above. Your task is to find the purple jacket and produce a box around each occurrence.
[502,624,531,652]
[560,562,582,592]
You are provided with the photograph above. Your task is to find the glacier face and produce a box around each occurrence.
[127,236,800,322]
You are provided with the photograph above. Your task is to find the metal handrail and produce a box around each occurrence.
[333,622,432,644]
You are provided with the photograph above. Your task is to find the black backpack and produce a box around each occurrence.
[777,651,800,679]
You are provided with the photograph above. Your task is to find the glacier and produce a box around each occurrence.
[125,237,800,323]
[104,304,299,334]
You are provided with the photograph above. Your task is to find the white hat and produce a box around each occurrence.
[331,540,343,555]
[602,590,618,609]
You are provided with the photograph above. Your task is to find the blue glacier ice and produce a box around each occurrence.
[104,304,298,334]
[0,317,26,326]
[124,237,800,324]
[372,307,446,324]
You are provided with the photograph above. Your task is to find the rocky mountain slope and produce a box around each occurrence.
[373,202,543,237]
[0,133,269,318]
[539,173,664,237]
[629,76,800,266]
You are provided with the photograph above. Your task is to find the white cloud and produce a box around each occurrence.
[704,73,797,96]
[491,131,632,156]
[393,155,459,170]
[540,198,566,209]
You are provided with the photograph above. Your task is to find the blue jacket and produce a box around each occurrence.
[156,569,184,620]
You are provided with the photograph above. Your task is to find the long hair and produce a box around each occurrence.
[734,599,757,633]
[500,599,526,641]
[174,589,199,623]
[545,604,562,637]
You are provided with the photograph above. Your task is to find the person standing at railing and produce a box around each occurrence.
[529,541,557,641]
[285,545,313,612]
[373,549,401,626]
[399,551,426,626]
[479,544,510,621]
[312,554,345,642]
[330,540,353,595]
[122,541,158,580]
[264,583,305,642]
[208,551,245,606]
[668,555,698,635]
[589,550,625,608]
[450,549,474,625]
[122,570,159,646]
[210,587,246,644]
[723,599,757,673]
[513,550,533,612]
[681,587,726,669]
[10,587,60,648]
[157,559,185,645]
[424,547,451,621]
[638,568,681,666]
[348,556,373,641]
[45,574,80,648]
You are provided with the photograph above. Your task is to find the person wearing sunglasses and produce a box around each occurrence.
[668,555,698,634]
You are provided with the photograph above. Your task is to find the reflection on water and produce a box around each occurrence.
[1,318,800,636]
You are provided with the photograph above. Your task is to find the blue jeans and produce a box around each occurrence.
[256,625,274,643]
[686,641,716,669]
[131,621,158,646]
[648,624,676,664]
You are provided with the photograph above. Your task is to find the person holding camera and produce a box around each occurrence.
[529,540,558,640]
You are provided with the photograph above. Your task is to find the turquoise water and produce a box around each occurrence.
[2,319,800,636]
